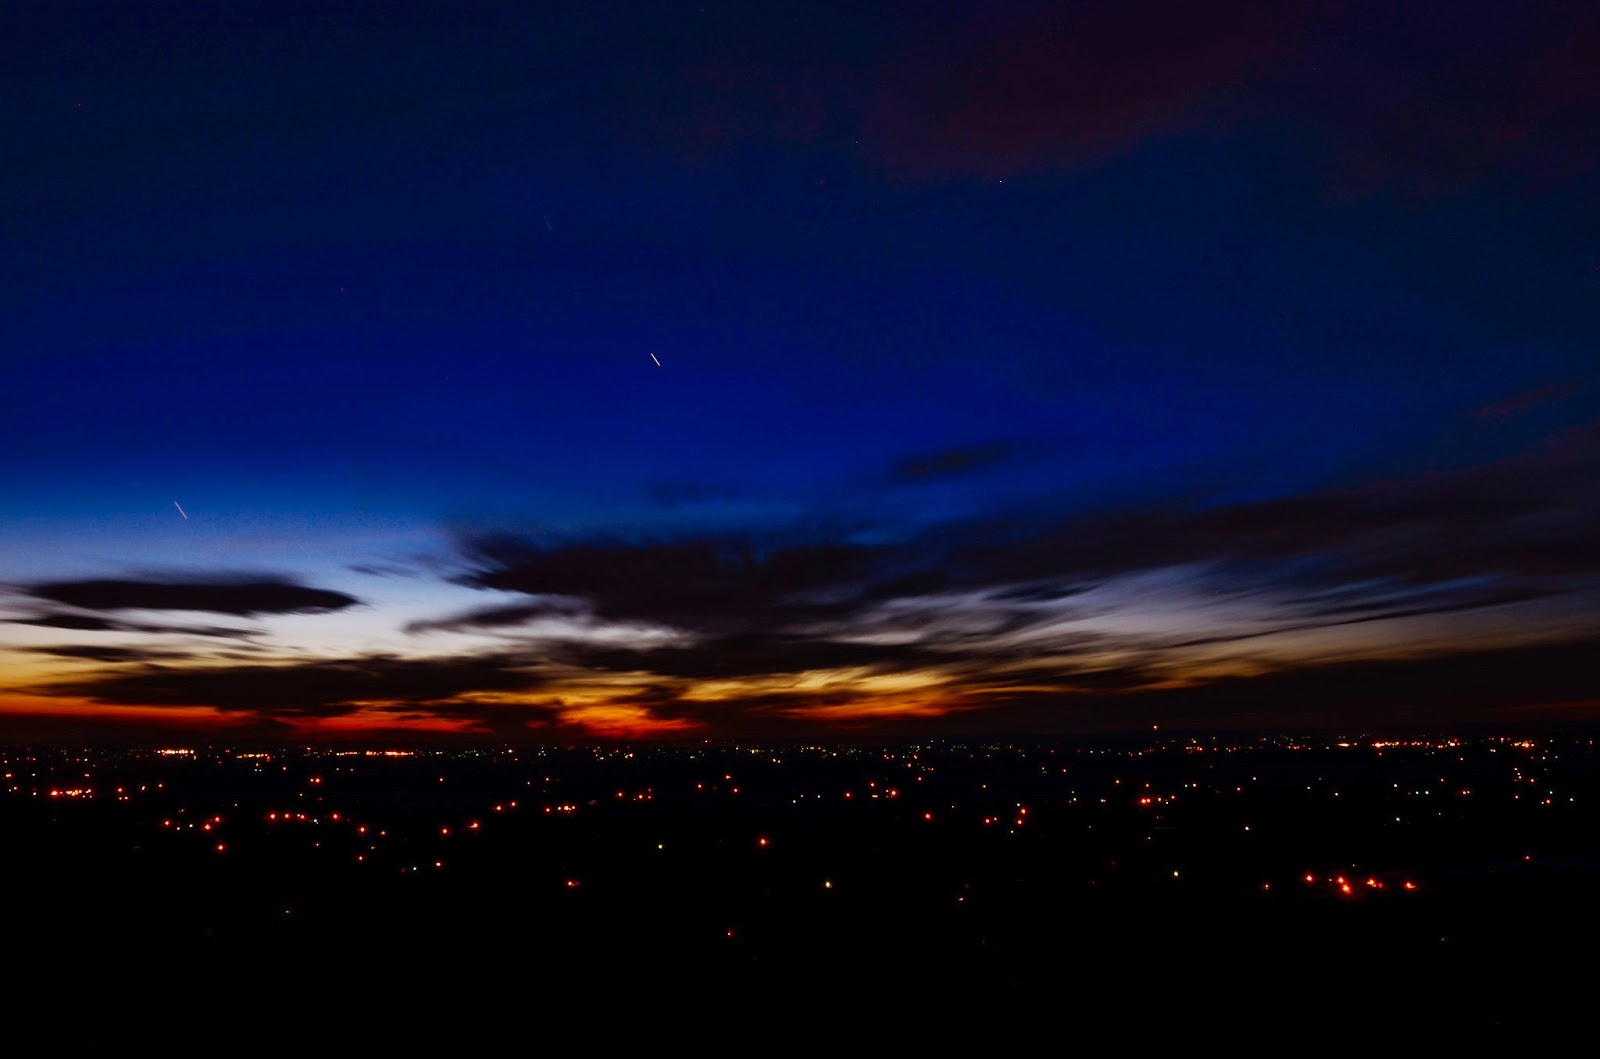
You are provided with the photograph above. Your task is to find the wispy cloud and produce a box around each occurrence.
[454,534,882,633]
[403,600,587,635]
[4,612,261,639]
[892,443,1013,483]
[37,651,548,717]
[22,574,362,617]
[25,644,197,663]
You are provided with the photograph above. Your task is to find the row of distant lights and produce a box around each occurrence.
[1300,873,1420,896]
[8,736,1568,760]
[13,741,1568,896]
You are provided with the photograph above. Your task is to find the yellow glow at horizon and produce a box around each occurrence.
[780,697,958,720]
[687,665,951,702]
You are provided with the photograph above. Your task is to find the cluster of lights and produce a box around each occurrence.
[1301,872,1421,897]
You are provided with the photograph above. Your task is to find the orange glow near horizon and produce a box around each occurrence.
[555,704,701,739]
[6,671,1597,744]
[0,687,969,743]
[0,693,241,730]
[274,706,489,738]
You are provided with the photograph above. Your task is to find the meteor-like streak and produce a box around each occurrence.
[650,353,661,367]
[174,501,188,519]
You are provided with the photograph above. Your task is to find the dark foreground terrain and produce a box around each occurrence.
[7,734,1597,1036]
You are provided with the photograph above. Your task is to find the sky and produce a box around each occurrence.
[3,1,1597,745]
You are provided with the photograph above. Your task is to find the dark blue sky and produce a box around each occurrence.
[3,1,1597,743]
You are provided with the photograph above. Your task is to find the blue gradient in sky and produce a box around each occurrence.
[3,2,1597,742]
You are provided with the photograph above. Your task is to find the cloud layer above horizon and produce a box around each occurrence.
[6,421,1597,741]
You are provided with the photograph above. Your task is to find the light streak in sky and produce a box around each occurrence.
[650,353,661,367]
[174,501,188,520]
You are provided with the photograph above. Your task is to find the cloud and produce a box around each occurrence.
[5,613,125,632]
[4,611,261,638]
[865,1,1316,178]
[1470,373,1599,421]
[355,699,565,742]
[892,443,1013,483]
[985,583,1092,604]
[23,574,361,617]
[1295,4,1600,199]
[1126,635,1600,733]
[1286,582,1553,624]
[404,600,587,635]
[38,652,548,716]
[1152,586,1563,654]
[556,632,938,681]
[859,3,1599,196]
[30,423,1588,741]
[391,422,1599,737]
[348,562,423,579]
[828,633,1600,738]
[455,533,882,632]
[950,420,1600,587]
[25,645,194,663]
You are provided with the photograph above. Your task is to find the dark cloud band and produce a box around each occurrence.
[24,576,361,617]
